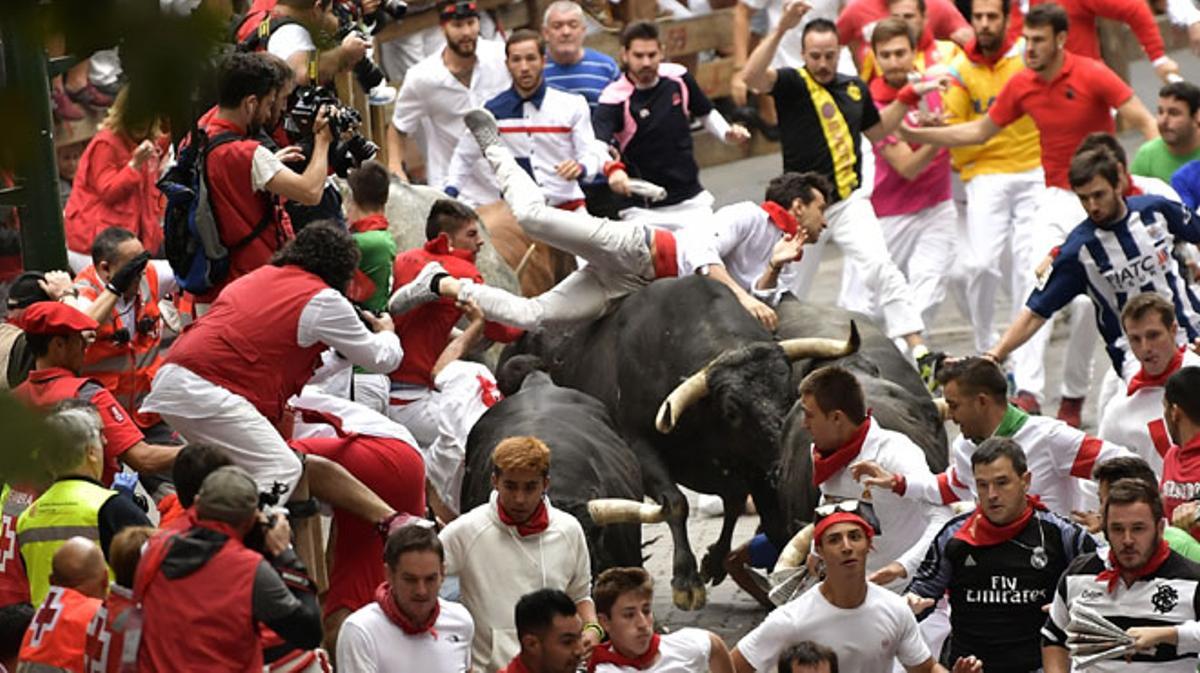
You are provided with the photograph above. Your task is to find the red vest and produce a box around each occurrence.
[164,265,329,423]
[19,585,102,673]
[0,486,33,606]
[74,264,165,429]
[134,516,263,673]
[84,584,139,673]
[13,369,127,485]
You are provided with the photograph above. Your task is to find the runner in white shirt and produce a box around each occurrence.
[444,30,607,209]
[337,524,474,673]
[588,567,733,673]
[1099,292,1200,475]
[798,366,953,590]
[853,358,1133,517]
[731,504,981,673]
[386,0,510,204]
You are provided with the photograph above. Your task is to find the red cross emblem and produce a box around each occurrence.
[30,587,65,647]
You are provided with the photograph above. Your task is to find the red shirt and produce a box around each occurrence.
[64,128,166,256]
[194,116,292,303]
[13,368,144,485]
[1162,435,1200,520]
[1029,0,1164,62]
[988,51,1132,189]
[390,235,524,388]
[837,0,968,58]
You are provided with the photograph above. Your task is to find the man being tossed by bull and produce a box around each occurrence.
[389,108,866,331]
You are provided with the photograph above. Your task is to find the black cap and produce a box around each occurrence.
[439,0,479,21]
[6,271,50,310]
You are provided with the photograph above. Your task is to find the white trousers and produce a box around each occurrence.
[387,361,500,512]
[350,373,390,416]
[789,188,924,339]
[842,199,958,330]
[619,190,716,233]
[456,143,653,330]
[1018,186,1096,400]
[962,168,1045,392]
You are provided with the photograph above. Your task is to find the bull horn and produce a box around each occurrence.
[588,499,666,525]
[778,321,861,362]
[934,397,950,421]
[775,524,814,570]
[655,369,709,434]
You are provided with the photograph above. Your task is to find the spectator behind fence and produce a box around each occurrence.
[63,87,168,273]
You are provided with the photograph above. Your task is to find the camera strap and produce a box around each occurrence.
[203,131,278,251]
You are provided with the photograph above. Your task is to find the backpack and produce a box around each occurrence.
[157,129,274,295]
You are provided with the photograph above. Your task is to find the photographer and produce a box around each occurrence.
[136,466,323,671]
[195,52,331,307]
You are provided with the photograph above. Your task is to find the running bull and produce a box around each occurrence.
[460,358,650,574]
[503,275,860,609]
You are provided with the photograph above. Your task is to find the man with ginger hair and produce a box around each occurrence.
[438,436,596,672]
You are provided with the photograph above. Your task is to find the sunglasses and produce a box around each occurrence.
[440,1,478,19]
[814,498,883,535]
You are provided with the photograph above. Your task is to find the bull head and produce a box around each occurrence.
[655,322,861,434]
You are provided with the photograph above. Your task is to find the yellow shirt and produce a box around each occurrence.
[942,38,1042,182]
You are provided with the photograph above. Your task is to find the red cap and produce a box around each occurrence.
[812,512,875,545]
[19,302,99,335]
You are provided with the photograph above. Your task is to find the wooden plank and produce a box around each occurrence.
[584,8,734,57]
[693,57,735,99]
[691,125,781,167]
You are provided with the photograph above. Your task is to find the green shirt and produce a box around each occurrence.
[1165,525,1200,563]
[1129,137,1200,184]
[353,229,398,313]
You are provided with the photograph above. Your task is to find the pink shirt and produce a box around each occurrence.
[870,80,951,217]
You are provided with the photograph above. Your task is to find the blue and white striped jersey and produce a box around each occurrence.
[1026,194,1200,378]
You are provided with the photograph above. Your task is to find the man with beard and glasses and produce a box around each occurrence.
[941,0,1045,415]
[593,21,750,230]
[1042,478,1200,672]
[191,52,332,309]
[739,6,943,375]
[974,149,1200,409]
[444,29,607,211]
[899,3,1160,427]
[731,502,981,673]
[386,0,509,205]
[905,438,1096,673]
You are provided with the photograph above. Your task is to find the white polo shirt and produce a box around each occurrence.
[390,39,510,205]
[335,598,474,673]
[736,582,929,673]
[594,628,711,673]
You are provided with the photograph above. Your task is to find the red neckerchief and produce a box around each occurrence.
[425,233,477,263]
[498,499,550,536]
[374,582,439,638]
[588,634,661,672]
[760,201,798,237]
[27,366,79,384]
[812,417,872,485]
[869,76,900,105]
[953,495,1046,545]
[1127,346,1186,396]
[964,30,1018,66]
[1126,180,1144,197]
[1096,539,1171,594]
[350,214,390,234]
[502,655,535,673]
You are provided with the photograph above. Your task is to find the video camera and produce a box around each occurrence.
[244,481,290,553]
[285,84,379,177]
[331,0,405,95]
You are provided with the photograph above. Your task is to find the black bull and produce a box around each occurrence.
[496,277,949,609]
[460,369,647,574]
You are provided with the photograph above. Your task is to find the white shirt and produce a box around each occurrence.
[818,418,953,585]
[267,23,315,64]
[291,384,419,447]
[594,628,711,673]
[707,200,803,305]
[906,413,1133,517]
[391,40,510,205]
[143,289,402,418]
[739,0,841,69]
[736,581,930,672]
[439,492,592,673]
[1098,349,1200,476]
[336,598,474,673]
[444,85,608,207]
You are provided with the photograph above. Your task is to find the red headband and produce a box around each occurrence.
[813,512,874,545]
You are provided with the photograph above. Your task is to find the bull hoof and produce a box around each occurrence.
[699,551,728,586]
[672,585,707,611]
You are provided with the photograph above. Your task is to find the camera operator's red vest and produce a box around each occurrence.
[134,514,263,673]
[164,265,328,424]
